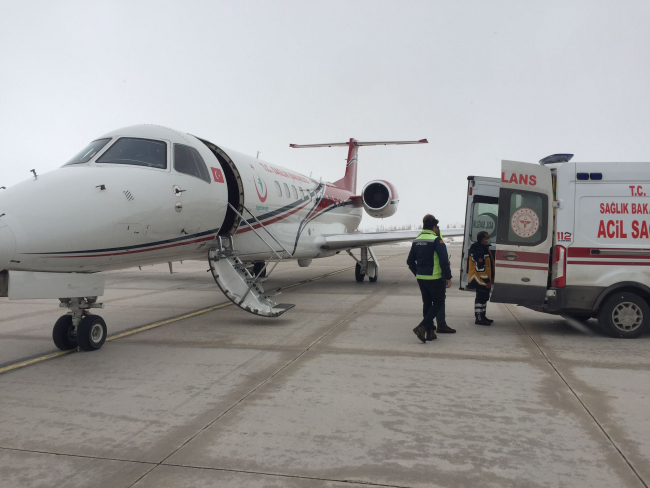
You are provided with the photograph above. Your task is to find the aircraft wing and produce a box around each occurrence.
[320,228,465,251]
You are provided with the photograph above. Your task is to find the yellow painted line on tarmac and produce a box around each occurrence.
[0,252,405,376]
[0,350,73,375]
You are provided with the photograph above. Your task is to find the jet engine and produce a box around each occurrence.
[362,180,399,218]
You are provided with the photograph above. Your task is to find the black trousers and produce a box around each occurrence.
[417,278,446,332]
[475,285,490,316]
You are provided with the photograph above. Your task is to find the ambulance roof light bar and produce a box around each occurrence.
[539,154,574,165]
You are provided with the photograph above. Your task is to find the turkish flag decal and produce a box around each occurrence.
[211,167,224,183]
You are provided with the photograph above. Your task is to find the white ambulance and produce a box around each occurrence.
[460,154,650,338]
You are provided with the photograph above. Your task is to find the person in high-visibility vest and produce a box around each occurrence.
[407,215,453,343]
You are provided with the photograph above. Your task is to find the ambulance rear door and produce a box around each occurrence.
[490,160,554,307]
[460,176,500,290]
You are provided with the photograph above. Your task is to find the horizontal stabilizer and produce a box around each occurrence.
[290,139,427,148]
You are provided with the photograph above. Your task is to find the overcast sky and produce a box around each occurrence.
[1,0,649,229]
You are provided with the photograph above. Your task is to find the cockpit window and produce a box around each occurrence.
[64,138,111,165]
[174,144,211,183]
[96,137,167,169]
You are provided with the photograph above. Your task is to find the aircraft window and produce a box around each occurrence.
[299,187,304,198]
[64,138,111,165]
[174,144,210,183]
[275,181,282,197]
[292,185,298,199]
[283,183,290,199]
[97,137,167,169]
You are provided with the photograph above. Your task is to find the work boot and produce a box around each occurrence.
[425,329,437,341]
[481,313,494,324]
[413,325,427,343]
[437,324,456,333]
[475,315,492,326]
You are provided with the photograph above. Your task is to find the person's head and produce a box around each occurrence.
[423,214,439,232]
[477,231,490,246]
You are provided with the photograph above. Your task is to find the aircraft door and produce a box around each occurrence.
[172,143,227,236]
[460,177,499,290]
[490,160,553,307]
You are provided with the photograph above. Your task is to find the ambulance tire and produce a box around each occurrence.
[598,292,650,339]
[355,263,365,282]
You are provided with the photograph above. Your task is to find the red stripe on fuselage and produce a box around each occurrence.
[48,235,216,258]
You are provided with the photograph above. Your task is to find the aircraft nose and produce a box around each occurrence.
[0,220,17,270]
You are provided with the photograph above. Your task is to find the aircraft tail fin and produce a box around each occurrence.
[290,138,428,194]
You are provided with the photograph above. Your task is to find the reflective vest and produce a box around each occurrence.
[414,230,442,280]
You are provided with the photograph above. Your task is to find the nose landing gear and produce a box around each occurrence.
[54,297,107,351]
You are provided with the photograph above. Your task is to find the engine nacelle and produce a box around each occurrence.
[362,180,399,218]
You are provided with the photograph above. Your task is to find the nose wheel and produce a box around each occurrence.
[77,315,107,351]
[54,297,107,351]
[52,315,77,350]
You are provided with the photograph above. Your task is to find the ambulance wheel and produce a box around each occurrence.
[77,315,107,351]
[598,292,650,338]
[369,268,378,282]
[355,263,365,282]
[52,315,77,350]
[253,262,266,278]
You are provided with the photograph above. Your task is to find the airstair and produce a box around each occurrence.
[209,204,295,317]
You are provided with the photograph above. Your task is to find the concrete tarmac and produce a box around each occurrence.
[0,244,649,487]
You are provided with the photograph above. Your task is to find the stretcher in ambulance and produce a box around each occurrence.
[461,154,650,338]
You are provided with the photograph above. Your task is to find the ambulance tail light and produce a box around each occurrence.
[551,245,566,288]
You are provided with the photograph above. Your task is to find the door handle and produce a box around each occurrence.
[502,252,519,260]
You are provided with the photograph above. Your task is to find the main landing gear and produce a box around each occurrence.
[348,247,379,283]
[53,297,107,351]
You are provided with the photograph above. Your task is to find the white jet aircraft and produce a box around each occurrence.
[0,125,460,351]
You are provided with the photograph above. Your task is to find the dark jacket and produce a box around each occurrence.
[407,231,452,280]
[467,241,494,289]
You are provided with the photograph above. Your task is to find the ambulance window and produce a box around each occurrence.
[470,196,499,241]
[173,144,210,183]
[97,138,167,169]
[283,183,290,199]
[64,138,111,165]
[497,189,548,247]
[291,185,298,199]
[275,181,282,197]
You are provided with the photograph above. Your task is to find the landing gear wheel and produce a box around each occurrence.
[598,292,649,338]
[355,263,365,282]
[369,267,378,282]
[253,261,267,278]
[52,315,77,350]
[77,315,107,351]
